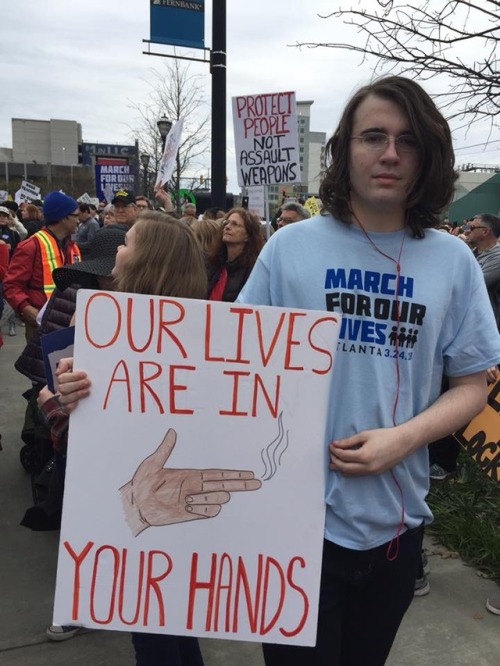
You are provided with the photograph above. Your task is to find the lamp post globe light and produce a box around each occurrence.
[157,116,173,150]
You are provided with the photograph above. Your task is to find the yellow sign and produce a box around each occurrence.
[304,196,320,217]
[454,378,500,482]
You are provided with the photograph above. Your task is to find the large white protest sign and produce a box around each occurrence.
[15,180,40,204]
[232,91,301,188]
[53,291,341,646]
[155,117,184,189]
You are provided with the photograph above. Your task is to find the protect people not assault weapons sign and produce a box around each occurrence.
[232,91,301,188]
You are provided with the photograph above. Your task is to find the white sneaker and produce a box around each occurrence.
[414,575,431,597]
[486,589,500,615]
[46,624,83,641]
[429,463,450,481]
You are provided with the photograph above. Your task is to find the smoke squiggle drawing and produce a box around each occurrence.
[260,411,289,481]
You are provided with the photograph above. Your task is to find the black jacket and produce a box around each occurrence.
[15,285,79,384]
[206,252,253,303]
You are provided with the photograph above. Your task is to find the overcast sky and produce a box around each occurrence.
[2,0,498,192]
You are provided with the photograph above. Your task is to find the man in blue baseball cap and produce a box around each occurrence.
[4,191,81,341]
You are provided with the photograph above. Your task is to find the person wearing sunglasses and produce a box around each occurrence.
[464,213,500,617]
[464,215,500,326]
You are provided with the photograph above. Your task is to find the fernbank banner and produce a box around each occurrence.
[150,0,205,50]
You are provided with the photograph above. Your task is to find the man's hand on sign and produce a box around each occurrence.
[120,428,262,536]
[56,357,91,413]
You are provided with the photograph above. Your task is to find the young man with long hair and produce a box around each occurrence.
[238,76,500,665]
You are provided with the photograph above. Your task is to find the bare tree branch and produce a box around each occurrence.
[127,59,209,202]
[297,0,500,129]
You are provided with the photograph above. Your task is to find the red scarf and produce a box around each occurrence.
[208,265,228,301]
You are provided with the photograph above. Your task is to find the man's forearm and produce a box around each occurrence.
[395,371,488,454]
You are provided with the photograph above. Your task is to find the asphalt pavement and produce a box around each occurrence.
[1,331,499,665]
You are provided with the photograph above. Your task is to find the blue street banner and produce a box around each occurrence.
[150,0,205,50]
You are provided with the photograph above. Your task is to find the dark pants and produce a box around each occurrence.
[131,633,204,666]
[428,435,459,473]
[263,525,424,666]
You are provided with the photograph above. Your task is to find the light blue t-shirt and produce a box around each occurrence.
[238,215,500,550]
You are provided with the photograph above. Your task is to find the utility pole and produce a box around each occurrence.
[143,2,226,209]
[210,0,226,209]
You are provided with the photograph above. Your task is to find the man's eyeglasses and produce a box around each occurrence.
[351,131,419,154]
[464,224,487,232]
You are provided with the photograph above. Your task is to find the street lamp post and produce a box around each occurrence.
[140,152,151,198]
[157,116,173,151]
[156,115,173,206]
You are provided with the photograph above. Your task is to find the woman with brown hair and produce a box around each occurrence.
[21,203,44,237]
[113,211,207,299]
[206,207,264,302]
[190,218,224,256]
[38,211,207,664]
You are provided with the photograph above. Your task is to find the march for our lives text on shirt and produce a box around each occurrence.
[324,267,424,360]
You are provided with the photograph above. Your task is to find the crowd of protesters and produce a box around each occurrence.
[0,186,280,660]
[1,74,500,665]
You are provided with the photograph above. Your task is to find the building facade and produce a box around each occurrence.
[12,118,82,166]
[266,100,326,209]
[0,118,138,200]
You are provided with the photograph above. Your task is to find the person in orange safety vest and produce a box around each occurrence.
[4,191,81,342]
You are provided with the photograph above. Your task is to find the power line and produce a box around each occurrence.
[454,140,500,152]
